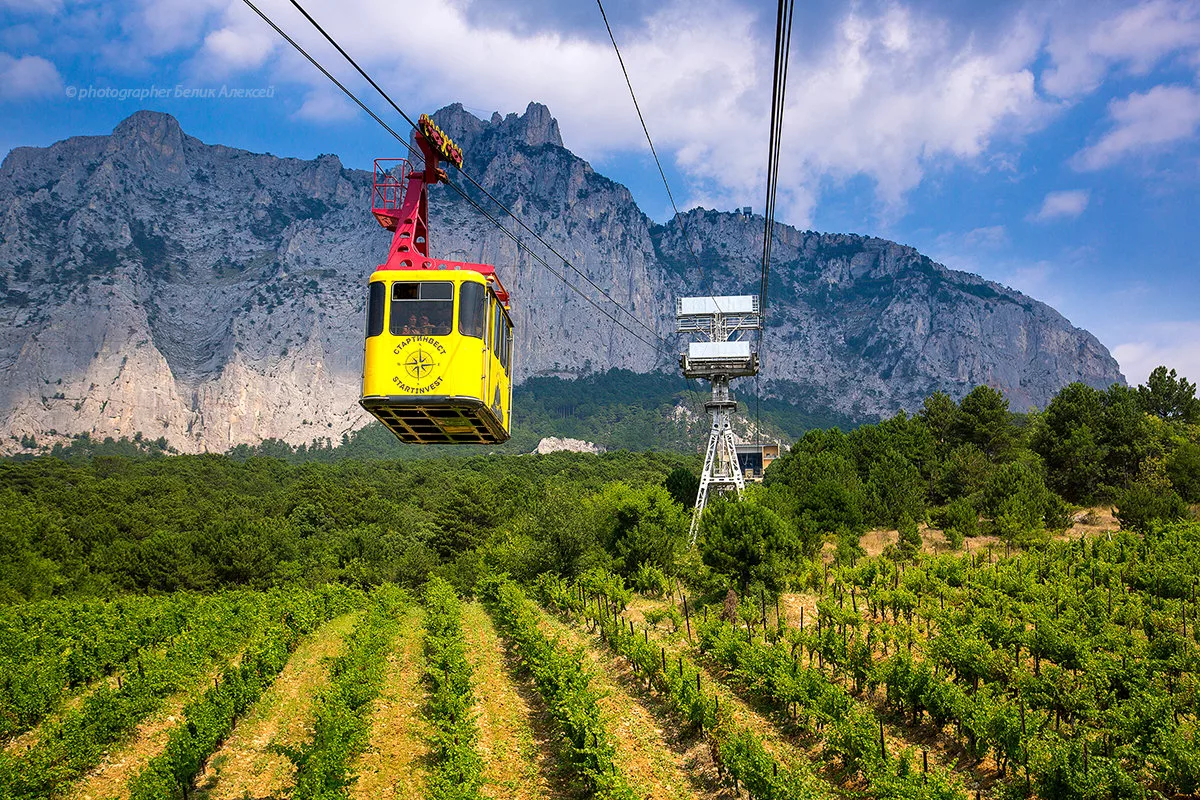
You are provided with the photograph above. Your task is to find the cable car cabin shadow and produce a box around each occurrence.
[362,269,513,444]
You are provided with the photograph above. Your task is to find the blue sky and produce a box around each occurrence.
[2,0,1199,387]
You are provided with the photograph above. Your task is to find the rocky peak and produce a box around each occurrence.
[0,103,1125,454]
[106,109,188,177]
[433,101,564,154]
[506,102,563,148]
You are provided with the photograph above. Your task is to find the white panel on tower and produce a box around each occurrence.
[677,295,758,316]
[688,341,753,361]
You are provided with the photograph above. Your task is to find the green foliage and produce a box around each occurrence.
[663,466,699,507]
[933,498,977,548]
[0,587,359,799]
[536,574,835,800]
[955,385,1018,460]
[1116,478,1192,533]
[1138,366,1200,424]
[866,450,927,528]
[699,500,801,594]
[591,483,688,576]
[283,585,403,800]
[896,516,922,560]
[1166,441,1200,503]
[980,461,1053,541]
[420,578,484,800]
[480,577,637,799]
[630,562,673,597]
[765,450,867,549]
[0,451,688,601]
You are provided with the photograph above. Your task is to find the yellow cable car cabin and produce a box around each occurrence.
[360,115,514,444]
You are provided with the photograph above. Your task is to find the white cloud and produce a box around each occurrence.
[1111,321,1200,386]
[160,0,1047,225]
[0,52,61,99]
[1030,189,1090,221]
[1043,0,1200,98]
[200,25,275,71]
[292,85,358,122]
[963,225,1009,248]
[1074,85,1200,170]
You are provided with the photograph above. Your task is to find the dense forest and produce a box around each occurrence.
[1,367,1196,604]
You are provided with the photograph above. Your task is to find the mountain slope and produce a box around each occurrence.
[0,104,1123,452]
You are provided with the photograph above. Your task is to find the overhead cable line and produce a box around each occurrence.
[595,0,722,312]
[282,0,668,351]
[760,0,795,325]
[756,0,796,445]
[240,0,661,353]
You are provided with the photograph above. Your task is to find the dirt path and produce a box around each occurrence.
[190,612,358,800]
[348,605,428,800]
[67,670,223,800]
[536,610,717,800]
[461,601,557,800]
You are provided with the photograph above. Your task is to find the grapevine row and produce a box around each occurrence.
[0,593,202,740]
[421,577,485,800]
[0,587,358,799]
[535,573,834,800]
[285,584,406,800]
[125,585,359,799]
[479,576,638,800]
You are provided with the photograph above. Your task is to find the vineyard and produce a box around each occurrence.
[0,516,1193,800]
[1,374,1198,799]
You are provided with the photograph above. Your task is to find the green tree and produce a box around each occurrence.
[1032,382,1106,503]
[1116,476,1192,532]
[1166,441,1200,503]
[1138,366,1200,424]
[663,466,700,508]
[920,391,960,455]
[955,385,1018,460]
[896,515,922,560]
[698,499,800,594]
[980,460,1050,539]
[592,483,688,576]
[934,443,993,502]
[865,449,926,527]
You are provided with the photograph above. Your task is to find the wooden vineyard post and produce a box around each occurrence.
[683,597,692,642]
[922,750,928,783]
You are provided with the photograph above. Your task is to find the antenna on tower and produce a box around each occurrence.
[677,295,761,544]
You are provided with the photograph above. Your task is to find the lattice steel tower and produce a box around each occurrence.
[677,295,761,544]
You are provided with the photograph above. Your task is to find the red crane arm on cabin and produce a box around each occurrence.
[370,115,509,305]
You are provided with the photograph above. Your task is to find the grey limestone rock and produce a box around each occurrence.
[0,104,1123,452]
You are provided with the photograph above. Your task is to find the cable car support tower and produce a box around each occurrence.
[678,296,761,543]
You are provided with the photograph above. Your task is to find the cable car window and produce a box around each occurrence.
[366,281,386,338]
[459,282,486,339]
[503,321,513,372]
[390,281,453,336]
[491,302,503,360]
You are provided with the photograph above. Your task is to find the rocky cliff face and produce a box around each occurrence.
[0,104,1123,453]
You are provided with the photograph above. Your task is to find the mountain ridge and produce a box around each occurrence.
[0,103,1123,453]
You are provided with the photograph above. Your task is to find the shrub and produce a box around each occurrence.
[1116,479,1192,532]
